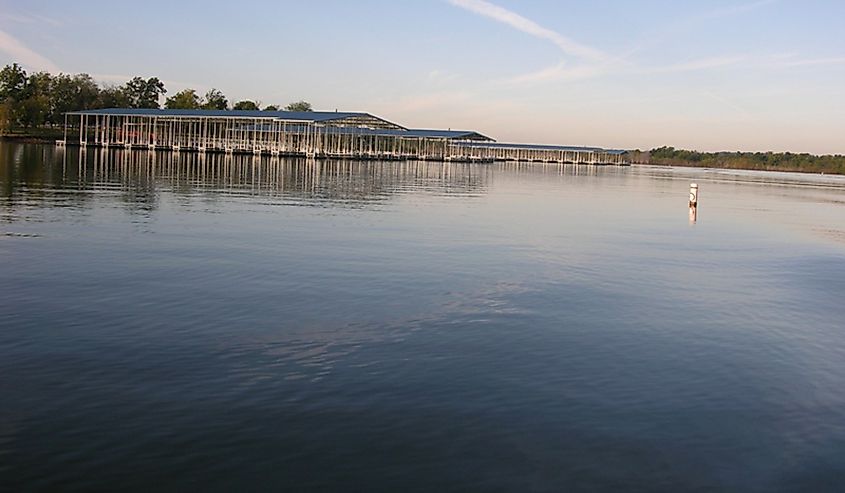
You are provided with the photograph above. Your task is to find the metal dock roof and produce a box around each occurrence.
[453,141,627,154]
[67,108,406,129]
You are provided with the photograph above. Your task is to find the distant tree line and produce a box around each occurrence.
[642,146,845,175]
[0,62,312,132]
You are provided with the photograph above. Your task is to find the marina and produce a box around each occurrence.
[57,108,629,165]
[3,0,843,489]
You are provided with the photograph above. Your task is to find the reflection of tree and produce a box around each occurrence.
[1,143,101,218]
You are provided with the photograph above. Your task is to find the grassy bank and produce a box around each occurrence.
[632,147,845,175]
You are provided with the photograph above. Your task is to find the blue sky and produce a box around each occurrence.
[1,0,843,154]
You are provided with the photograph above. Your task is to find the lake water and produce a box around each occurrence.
[2,143,845,492]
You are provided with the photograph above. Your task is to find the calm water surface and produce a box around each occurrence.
[2,143,845,492]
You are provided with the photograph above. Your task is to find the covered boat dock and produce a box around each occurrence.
[59,108,628,165]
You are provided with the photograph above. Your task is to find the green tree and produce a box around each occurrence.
[165,89,201,109]
[50,74,78,117]
[95,84,130,108]
[0,101,12,133]
[18,71,52,127]
[201,88,227,110]
[26,71,52,96]
[233,100,259,110]
[50,73,99,123]
[0,63,29,128]
[0,63,28,102]
[262,105,279,111]
[285,100,312,112]
[124,76,166,108]
[19,95,50,127]
[72,74,100,110]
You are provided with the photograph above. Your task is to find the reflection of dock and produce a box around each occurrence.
[71,148,494,205]
[2,145,620,212]
[61,109,630,165]
[57,148,615,208]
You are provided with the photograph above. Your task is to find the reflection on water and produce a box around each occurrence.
[1,145,624,213]
[71,148,493,206]
[3,148,478,210]
[2,142,845,492]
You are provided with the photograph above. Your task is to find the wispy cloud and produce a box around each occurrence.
[698,0,778,21]
[770,56,845,68]
[641,53,845,75]
[427,69,460,85]
[621,0,777,60]
[446,0,607,63]
[448,0,820,89]
[508,55,747,85]
[507,62,607,85]
[651,55,747,73]
[0,13,62,27]
[0,28,61,73]
[446,0,617,86]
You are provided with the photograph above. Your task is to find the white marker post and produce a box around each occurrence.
[689,183,699,207]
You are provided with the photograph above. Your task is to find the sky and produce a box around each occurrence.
[1,0,844,154]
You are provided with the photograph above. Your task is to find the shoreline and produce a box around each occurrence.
[1,135,58,144]
[2,133,843,175]
[630,161,844,176]
[631,163,844,181]
[1,129,65,145]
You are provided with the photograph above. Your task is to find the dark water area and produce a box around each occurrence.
[2,143,845,492]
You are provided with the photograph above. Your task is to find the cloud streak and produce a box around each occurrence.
[651,55,747,73]
[0,28,61,73]
[508,55,748,86]
[771,56,845,68]
[507,62,607,85]
[0,13,62,27]
[446,0,607,62]
[620,0,777,61]
[698,0,778,21]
